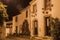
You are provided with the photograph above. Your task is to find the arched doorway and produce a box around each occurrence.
[33,20,38,36]
[22,20,30,36]
[44,17,51,36]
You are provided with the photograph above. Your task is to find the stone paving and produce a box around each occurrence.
[0,36,54,40]
[5,37,40,40]
[0,36,39,40]
[0,36,53,40]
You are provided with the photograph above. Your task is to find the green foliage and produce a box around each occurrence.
[52,18,60,40]
[0,2,8,27]
[0,11,4,26]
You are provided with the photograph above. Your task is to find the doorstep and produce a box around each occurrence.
[34,36,53,40]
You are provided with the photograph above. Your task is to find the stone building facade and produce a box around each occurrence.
[29,0,60,40]
[12,0,60,40]
[5,21,13,37]
[12,6,31,36]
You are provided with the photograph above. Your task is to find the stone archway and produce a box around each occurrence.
[22,20,30,36]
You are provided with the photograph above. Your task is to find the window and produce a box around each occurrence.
[33,4,37,13]
[15,16,18,22]
[26,10,28,18]
[44,0,51,10]
[6,23,12,28]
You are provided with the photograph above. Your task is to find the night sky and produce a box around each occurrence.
[1,0,31,20]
